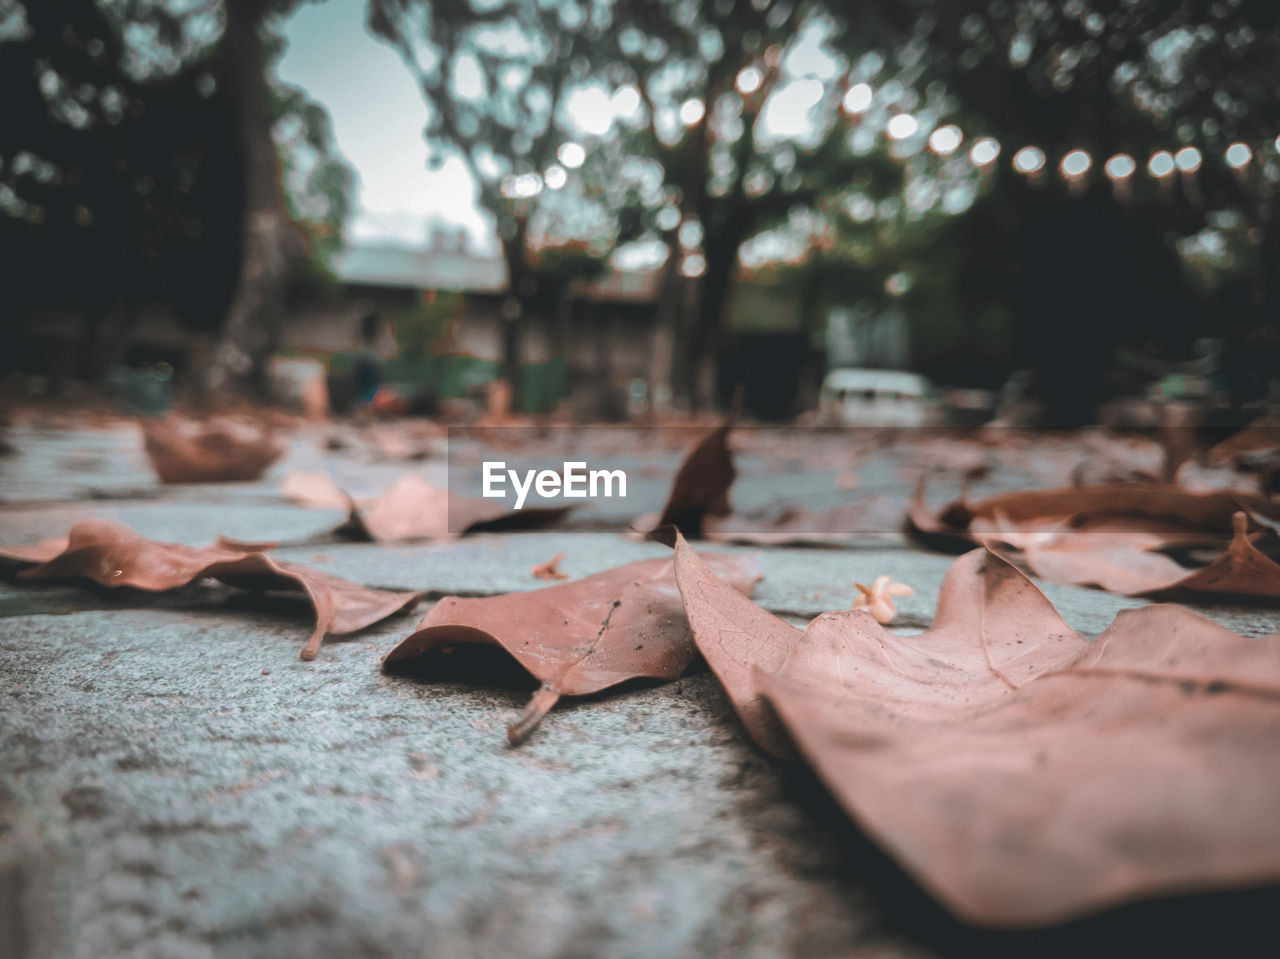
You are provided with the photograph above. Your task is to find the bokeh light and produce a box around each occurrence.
[736,67,762,96]
[543,164,567,190]
[1174,146,1202,172]
[969,137,1001,166]
[843,83,873,113]
[1148,150,1175,177]
[1225,143,1252,168]
[1060,149,1092,177]
[679,253,706,277]
[1013,146,1046,174]
[679,98,705,125]
[887,113,918,140]
[557,141,585,169]
[1105,154,1136,179]
[500,172,543,199]
[928,124,963,156]
[610,85,641,118]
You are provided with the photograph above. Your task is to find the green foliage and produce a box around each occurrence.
[395,292,459,357]
[529,241,609,285]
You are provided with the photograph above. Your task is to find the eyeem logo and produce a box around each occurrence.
[482,461,627,509]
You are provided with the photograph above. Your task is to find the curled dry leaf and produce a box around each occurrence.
[851,574,913,624]
[531,552,567,581]
[140,417,285,484]
[283,473,572,543]
[0,519,420,660]
[641,424,905,545]
[654,423,736,537]
[382,551,761,744]
[908,481,1280,550]
[672,534,1280,926]
[908,481,1280,602]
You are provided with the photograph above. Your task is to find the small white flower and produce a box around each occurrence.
[852,575,914,624]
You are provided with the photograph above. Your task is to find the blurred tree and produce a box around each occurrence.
[202,0,318,396]
[598,1,910,408]
[861,0,1280,422]
[369,0,644,402]
[0,0,353,395]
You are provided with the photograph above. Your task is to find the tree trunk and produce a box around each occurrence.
[203,0,306,399]
[498,216,533,409]
[674,237,738,410]
[650,230,683,413]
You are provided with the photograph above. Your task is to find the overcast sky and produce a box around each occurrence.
[277,0,496,250]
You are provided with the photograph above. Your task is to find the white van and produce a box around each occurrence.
[818,369,938,427]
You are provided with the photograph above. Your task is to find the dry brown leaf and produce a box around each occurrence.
[531,552,567,580]
[908,481,1280,602]
[642,425,904,545]
[140,417,285,484]
[672,534,1280,926]
[283,473,572,543]
[672,535,1083,757]
[281,472,350,510]
[909,482,1280,546]
[653,423,736,537]
[383,551,761,744]
[0,519,420,660]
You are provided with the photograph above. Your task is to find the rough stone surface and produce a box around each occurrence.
[2,425,1278,958]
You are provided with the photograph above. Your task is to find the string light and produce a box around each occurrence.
[1060,149,1092,177]
[843,83,873,113]
[1012,146,1046,174]
[1105,154,1136,179]
[1104,153,1135,201]
[928,125,963,156]
[969,137,1001,166]
[1174,146,1202,173]
[1225,143,1252,169]
[1148,150,1175,177]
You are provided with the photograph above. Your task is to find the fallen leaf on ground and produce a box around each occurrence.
[0,519,420,660]
[653,423,736,537]
[909,482,1279,549]
[282,473,572,543]
[531,552,567,580]
[281,471,351,510]
[672,535,1280,926]
[640,425,904,545]
[382,551,761,744]
[672,534,1082,757]
[851,574,913,624]
[908,481,1280,602]
[140,417,285,484]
